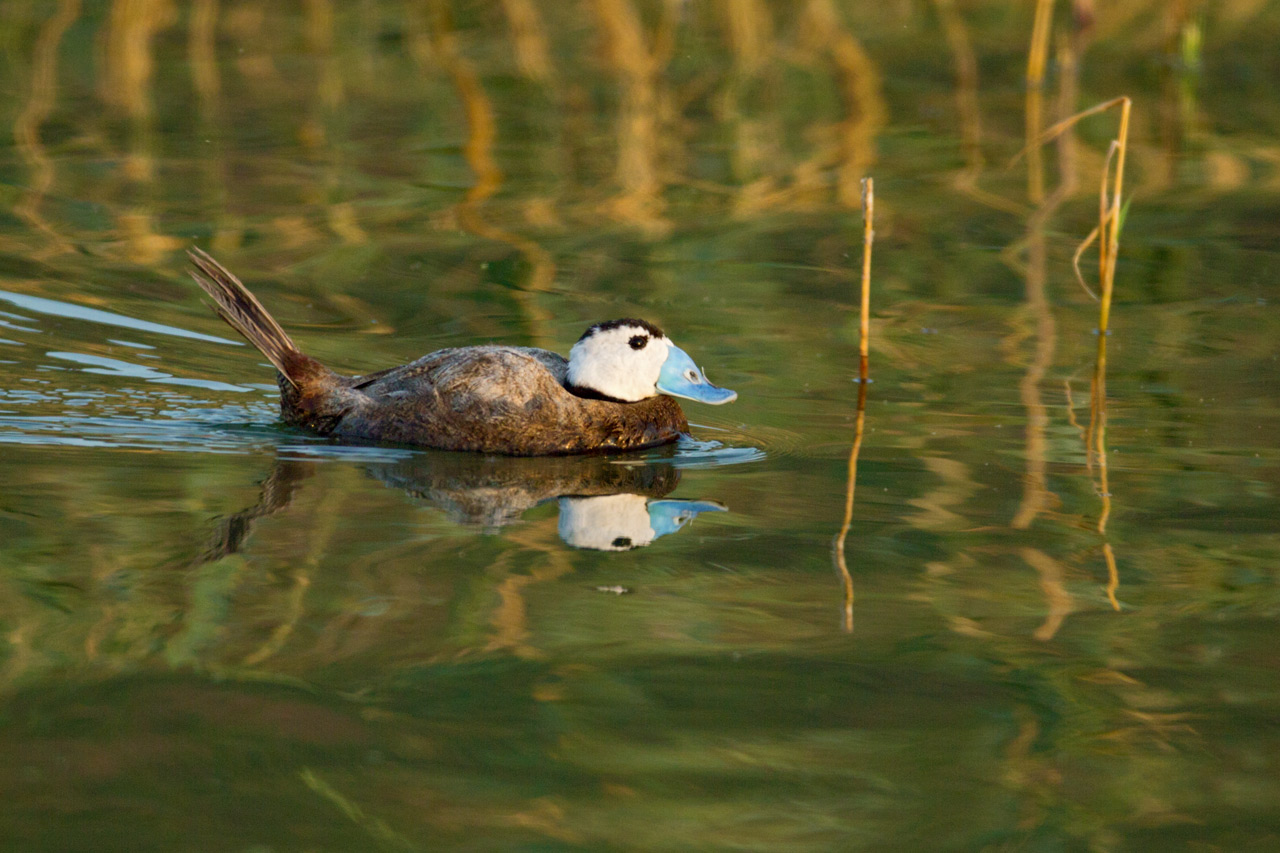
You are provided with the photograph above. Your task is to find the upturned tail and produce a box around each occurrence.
[188,248,315,387]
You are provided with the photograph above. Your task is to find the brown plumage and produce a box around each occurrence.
[188,249,689,455]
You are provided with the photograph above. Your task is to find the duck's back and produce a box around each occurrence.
[288,345,688,456]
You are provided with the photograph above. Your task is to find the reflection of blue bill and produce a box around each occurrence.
[647,499,727,538]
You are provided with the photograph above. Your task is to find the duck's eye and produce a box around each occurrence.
[629,334,648,350]
[684,368,700,383]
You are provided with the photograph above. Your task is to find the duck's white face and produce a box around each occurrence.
[566,319,737,405]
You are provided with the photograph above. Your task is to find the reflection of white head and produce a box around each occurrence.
[558,494,656,551]
[558,494,726,551]
[566,320,672,403]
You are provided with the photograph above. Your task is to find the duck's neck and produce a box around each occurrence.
[563,380,634,405]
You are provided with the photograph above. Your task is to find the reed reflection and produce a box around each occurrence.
[188,0,245,255]
[102,0,185,265]
[591,0,676,231]
[1089,320,1121,611]
[833,379,866,632]
[428,1,557,345]
[13,0,80,257]
[1008,9,1084,640]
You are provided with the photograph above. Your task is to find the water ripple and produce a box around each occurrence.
[46,351,254,393]
[0,288,239,345]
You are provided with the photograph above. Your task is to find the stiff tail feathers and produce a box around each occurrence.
[188,248,309,387]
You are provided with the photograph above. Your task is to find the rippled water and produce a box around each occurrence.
[2,2,1280,850]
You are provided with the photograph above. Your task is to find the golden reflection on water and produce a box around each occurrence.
[103,0,186,264]
[9,0,1256,282]
[719,1,772,213]
[430,1,557,344]
[13,0,80,257]
[933,0,1027,218]
[800,0,884,209]
[501,0,553,82]
[833,380,865,632]
[1011,14,1080,535]
[304,0,371,247]
[591,0,676,232]
[486,524,576,658]
[188,0,247,255]
[1091,331,1122,612]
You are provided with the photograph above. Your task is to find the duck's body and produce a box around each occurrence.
[188,250,733,456]
[287,344,688,455]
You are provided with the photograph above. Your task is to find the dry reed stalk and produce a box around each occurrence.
[833,176,875,632]
[1025,0,1056,203]
[1031,95,1131,332]
[1097,98,1131,335]
[859,177,874,382]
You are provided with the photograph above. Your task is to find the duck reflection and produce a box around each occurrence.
[368,451,726,550]
[200,451,726,562]
[558,494,725,551]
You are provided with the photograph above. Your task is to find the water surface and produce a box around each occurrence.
[2,2,1279,850]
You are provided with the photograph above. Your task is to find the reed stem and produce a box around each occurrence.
[834,175,876,632]
[1098,97,1130,336]
[859,177,874,382]
[1025,0,1055,203]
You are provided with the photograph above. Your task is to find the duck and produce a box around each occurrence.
[187,249,736,456]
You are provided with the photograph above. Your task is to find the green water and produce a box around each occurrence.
[2,2,1279,850]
